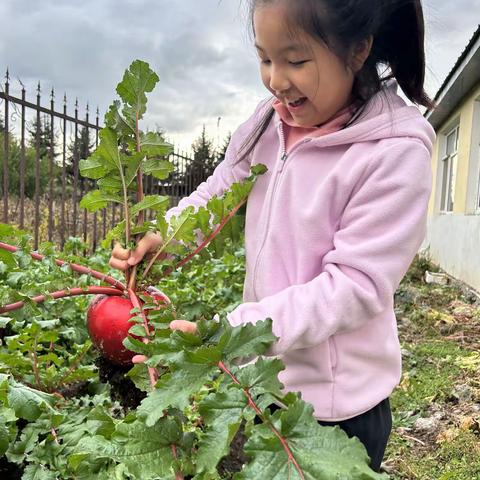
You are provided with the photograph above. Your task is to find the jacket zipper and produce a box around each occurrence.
[251,123,310,300]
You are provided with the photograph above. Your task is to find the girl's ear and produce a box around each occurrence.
[350,35,374,73]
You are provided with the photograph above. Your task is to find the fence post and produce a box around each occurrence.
[3,69,9,223]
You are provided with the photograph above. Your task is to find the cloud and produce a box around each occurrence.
[1,0,479,151]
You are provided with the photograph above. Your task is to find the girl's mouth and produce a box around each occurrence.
[287,97,307,112]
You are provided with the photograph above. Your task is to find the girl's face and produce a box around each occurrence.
[254,4,358,127]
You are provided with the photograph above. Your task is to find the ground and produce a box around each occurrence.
[384,257,480,479]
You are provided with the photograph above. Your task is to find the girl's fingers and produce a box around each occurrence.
[108,257,129,271]
[132,355,148,364]
[112,242,130,260]
[170,320,198,335]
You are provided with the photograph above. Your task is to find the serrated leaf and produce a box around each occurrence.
[22,464,58,480]
[79,153,110,179]
[196,388,247,474]
[232,357,284,397]
[0,416,9,457]
[123,152,145,188]
[130,195,169,217]
[116,60,159,120]
[0,248,16,268]
[142,158,174,180]
[80,190,123,212]
[140,132,173,157]
[96,128,122,171]
[105,99,135,136]
[74,416,182,479]
[0,317,12,328]
[138,362,215,426]
[218,319,276,362]
[168,208,198,245]
[7,380,56,421]
[251,163,268,176]
[97,176,123,192]
[237,399,387,480]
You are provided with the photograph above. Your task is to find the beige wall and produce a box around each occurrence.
[425,81,480,291]
[428,82,480,215]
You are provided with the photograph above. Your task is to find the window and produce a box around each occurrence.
[440,125,459,212]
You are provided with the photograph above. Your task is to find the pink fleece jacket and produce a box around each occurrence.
[166,80,435,421]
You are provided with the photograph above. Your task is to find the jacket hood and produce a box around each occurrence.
[272,79,436,154]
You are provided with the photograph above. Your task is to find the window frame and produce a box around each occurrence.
[439,124,459,213]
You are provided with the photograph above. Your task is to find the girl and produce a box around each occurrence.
[110,0,436,471]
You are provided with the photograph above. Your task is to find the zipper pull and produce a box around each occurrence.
[277,152,288,172]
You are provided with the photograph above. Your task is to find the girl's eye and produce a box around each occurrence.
[260,59,271,65]
[290,60,309,66]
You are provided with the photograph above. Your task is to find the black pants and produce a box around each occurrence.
[267,398,391,472]
[317,398,392,472]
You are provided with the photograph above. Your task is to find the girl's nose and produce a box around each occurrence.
[269,67,290,94]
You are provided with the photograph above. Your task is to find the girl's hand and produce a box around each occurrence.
[109,232,164,271]
[170,320,198,335]
[131,320,198,365]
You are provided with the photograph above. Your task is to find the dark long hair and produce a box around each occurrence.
[237,0,434,164]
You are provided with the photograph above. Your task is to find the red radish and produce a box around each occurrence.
[87,289,169,365]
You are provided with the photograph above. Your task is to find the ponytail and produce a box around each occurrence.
[371,1,434,109]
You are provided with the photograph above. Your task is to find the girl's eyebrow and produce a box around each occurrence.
[254,43,304,53]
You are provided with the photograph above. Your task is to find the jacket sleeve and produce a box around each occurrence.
[165,100,270,223]
[227,140,433,355]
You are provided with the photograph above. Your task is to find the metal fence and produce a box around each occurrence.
[0,70,209,251]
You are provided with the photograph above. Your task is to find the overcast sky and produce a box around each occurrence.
[0,0,479,153]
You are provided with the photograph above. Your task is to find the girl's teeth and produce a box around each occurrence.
[290,98,306,107]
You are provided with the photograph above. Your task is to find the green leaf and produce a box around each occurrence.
[22,464,58,480]
[97,176,123,193]
[79,153,110,179]
[138,362,215,427]
[7,380,56,421]
[116,60,159,120]
[130,195,169,217]
[237,399,387,480]
[196,388,247,474]
[140,132,174,157]
[168,207,198,245]
[0,317,12,329]
[123,152,145,188]
[105,99,135,136]
[96,128,122,171]
[0,248,16,268]
[74,416,183,479]
[218,319,277,362]
[142,158,174,180]
[251,163,268,176]
[0,416,10,457]
[80,190,123,212]
[231,357,284,397]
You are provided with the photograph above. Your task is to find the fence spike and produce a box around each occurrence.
[51,87,55,101]
[86,102,90,113]
[37,81,41,94]
[5,68,10,82]
[75,98,79,110]
[63,92,67,105]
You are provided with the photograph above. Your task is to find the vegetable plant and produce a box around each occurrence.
[0,60,388,479]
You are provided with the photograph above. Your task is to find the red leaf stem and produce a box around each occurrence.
[0,242,126,292]
[142,198,247,280]
[171,444,184,480]
[217,361,305,480]
[0,286,123,314]
[127,288,158,387]
[128,288,184,478]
